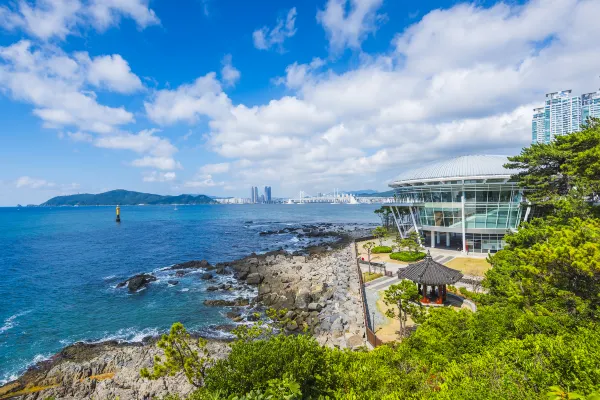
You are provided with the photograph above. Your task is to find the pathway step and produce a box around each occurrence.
[368,277,401,292]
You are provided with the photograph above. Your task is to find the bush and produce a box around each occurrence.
[372,246,393,253]
[390,251,427,262]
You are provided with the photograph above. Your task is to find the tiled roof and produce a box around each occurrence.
[398,252,464,286]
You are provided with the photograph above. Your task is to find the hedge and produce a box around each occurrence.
[372,246,393,254]
[390,251,427,262]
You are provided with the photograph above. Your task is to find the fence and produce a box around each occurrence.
[354,240,384,348]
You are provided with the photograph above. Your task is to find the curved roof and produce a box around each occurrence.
[398,252,463,285]
[390,155,512,186]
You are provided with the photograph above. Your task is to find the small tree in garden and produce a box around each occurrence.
[362,241,376,274]
[400,231,422,255]
[374,207,393,230]
[383,280,422,339]
[372,226,388,246]
[140,322,212,387]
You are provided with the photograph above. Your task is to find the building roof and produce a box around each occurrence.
[390,155,512,187]
[398,252,464,286]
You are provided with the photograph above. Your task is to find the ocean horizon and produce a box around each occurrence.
[0,204,379,384]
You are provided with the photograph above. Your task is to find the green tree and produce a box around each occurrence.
[140,322,212,387]
[400,231,422,254]
[383,280,422,339]
[362,241,375,274]
[374,207,393,229]
[372,226,388,246]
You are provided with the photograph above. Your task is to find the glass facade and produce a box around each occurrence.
[393,181,523,253]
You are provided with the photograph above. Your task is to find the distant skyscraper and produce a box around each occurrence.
[582,91,600,122]
[253,186,259,204]
[532,90,583,144]
[532,107,546,144]
[264,186,272,202]
[250,186,255,203]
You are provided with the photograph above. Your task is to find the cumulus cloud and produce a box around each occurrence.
[0,40,138,133]
[317,0,386,53]
[144,0,600,196]
[253,7,296,52]
[66,131,93,142]
[220,54,240,88]
[16,176,56,188]
[82,53,143,93]
[0,0,159,41]
[142,171,176,182]
[144,73,230,125]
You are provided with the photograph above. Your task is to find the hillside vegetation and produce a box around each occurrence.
[41,189,215,206]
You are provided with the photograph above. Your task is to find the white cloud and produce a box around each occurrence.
[143,171,176,182]
[144,73,230,125]
[220,54,240,87]
[0,0,159,41]
[67,131,93,142]
[16,176,56,188]
[146,0,600,196]
[198,163,230,175]
[132,156,181,170]
[183,174,223,188]
[253,7,296,52]
[83,53,143,93]
[0,40,136,133]
[317,0,386,53]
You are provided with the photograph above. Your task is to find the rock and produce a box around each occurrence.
[118,274,157,292]
[294,287,311,310]
[236,266,250,280]
[346,335,364,349]
[170,260,210,270]
[246,273,263,285]
[292,256,306,264]
[213,324,237,333]
[308,302,323,311]
[235,298,250,306]
[203,299,235,306]
[286,320,299,331]
[175,270,186,277]
[200,273,213,280]
[206,286,219,292]
[167,280,179,286]
[226,311,242,320]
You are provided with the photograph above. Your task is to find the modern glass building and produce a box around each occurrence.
[387,155,529,254]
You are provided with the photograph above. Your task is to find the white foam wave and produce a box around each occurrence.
[88,327,162,344]
[180,288,190,292]
[102,274,117,280]
[0,310,31,335]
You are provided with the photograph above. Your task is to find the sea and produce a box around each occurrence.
[0,204,380,384]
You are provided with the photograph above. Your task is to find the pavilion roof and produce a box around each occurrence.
[398,252,463,286]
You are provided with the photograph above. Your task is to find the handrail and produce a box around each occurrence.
[353,240,383,348]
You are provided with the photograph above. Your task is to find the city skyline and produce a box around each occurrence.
[1,0,600,205]
[532,88,600,144]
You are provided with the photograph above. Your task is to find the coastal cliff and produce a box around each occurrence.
[1,245,366,400]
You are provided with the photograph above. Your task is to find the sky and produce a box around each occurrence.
[1,0,600,205]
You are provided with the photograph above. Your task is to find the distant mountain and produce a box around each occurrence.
[41,190,216,206]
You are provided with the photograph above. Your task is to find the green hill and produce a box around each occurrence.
[41,190,215,206]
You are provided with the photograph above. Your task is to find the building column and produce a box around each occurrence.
[436,231,440,244]
[446,232,451,247]
[431,230,435,248]
[461,191,467,254]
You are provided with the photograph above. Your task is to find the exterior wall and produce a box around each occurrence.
[392,180,523,253]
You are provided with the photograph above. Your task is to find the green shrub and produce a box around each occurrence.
[372,246,393,253]
[363,272,383,282]
[390,251,426,262]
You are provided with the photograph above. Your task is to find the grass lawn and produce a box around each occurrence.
[446,257,491,277]
[363,272,384,282]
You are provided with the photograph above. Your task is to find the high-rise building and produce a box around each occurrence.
[582,91,600,122]
[250,186,256,203]
[531,107,546,144]
[532,90,584,144]
[264,186,272,202]
[253,186,259,204]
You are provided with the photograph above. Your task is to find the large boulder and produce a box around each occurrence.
[117,274,157,292]
[200,273,213,280]
[294,287,311,310]
[307,302,323,312]
[170,260,210,270]
[246,273,263,285]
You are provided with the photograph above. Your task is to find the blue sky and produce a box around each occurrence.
[0,0,599,205]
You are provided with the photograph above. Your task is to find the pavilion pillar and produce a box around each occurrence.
[436,232,440,244]
[446,232,450,247]
[431,231,435,248]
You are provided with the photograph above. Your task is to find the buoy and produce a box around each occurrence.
[116,205,121,222]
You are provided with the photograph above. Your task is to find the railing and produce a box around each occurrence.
[354,240,384,348]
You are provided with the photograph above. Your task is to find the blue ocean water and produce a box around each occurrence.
[0,204,379,383]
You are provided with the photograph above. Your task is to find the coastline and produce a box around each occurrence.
[0,225,372,400]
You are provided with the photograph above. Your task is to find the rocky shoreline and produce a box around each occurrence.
[0,226,370,400]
